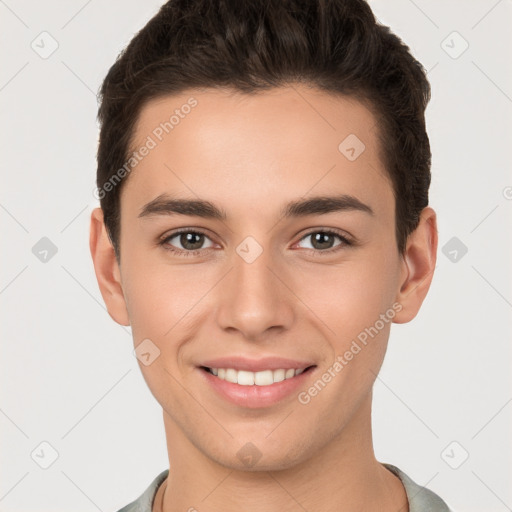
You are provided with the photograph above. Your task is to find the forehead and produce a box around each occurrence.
[122,85,393,221]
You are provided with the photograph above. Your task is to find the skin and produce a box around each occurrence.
[90,84,437,512]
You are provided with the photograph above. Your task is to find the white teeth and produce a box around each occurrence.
[237,370,254,385]
[225,368,237,384]
[208,367,309,386]
[254,370,273,386]
[273,369,285,382]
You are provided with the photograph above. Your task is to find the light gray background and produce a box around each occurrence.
[1,1,511,511]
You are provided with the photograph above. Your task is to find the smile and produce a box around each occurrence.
[198,364,317,408]
[202,366,313,386]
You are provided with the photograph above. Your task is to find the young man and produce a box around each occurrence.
[90,0,452,510]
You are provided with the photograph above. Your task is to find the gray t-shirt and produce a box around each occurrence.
[115,463,453,512]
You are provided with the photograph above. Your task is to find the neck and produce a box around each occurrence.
[159,392,408,512]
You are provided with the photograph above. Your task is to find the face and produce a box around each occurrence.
[90,85,437,471]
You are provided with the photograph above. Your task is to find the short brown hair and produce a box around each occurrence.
[96,0,432,262]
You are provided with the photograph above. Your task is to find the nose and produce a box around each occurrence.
[216,245,295,342]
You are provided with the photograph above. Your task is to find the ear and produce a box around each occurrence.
[393,206,438,324]
[89,207,130,326]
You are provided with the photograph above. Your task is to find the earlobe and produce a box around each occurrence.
[89,207,131,326]
[393,206,438,324]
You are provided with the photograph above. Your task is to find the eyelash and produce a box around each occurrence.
[158,228,354,258]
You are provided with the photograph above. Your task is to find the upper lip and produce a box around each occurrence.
[199,356,316,372]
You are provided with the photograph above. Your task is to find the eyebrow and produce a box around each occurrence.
[138,193,374,220]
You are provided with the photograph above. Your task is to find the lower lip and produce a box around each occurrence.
[198,367,315,408]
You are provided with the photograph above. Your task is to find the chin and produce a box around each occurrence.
[203,435,315,473]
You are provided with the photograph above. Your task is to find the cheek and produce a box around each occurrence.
[297,252,399,340]
[292,257,400,419]
[121,252,216,351]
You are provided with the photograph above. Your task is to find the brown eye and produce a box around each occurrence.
[160,229,215,255]
[297,230,352,253]
[176,232,205,250]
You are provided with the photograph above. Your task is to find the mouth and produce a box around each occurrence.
[200,365,316,386]
[196,356,318,408]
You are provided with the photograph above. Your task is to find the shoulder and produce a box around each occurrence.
[114,469,169,512]
[383,463,455,512]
